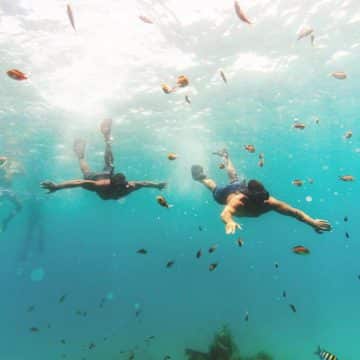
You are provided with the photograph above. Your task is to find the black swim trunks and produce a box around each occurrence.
[213,180,247,205]
[83,164,114,181]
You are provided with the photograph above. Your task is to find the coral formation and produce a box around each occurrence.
[185,325,272,360]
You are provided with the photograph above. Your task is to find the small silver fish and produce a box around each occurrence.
[310,34,315,46]
[220,70,227,84]
[185,95,191,104]
[66,4,76,31]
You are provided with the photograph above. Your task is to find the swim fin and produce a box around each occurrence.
[100,118,112,141]
[73,139,86,159]
[191,165,207,181]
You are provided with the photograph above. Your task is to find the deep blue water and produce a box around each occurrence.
[1,1,359,359]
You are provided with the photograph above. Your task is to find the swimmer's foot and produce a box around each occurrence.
[100,118,112,142]
[191,165,207,181]
[212,148,229,159]
[73,139,86,159]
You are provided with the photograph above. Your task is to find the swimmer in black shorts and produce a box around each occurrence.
[191,149,331,235]
[41,119,166,200]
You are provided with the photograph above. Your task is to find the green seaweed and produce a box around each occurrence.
[185,325,272,360]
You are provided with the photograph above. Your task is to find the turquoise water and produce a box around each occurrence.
[0,0,359,359]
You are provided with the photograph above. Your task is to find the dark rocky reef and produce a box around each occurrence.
[185,325,272,360]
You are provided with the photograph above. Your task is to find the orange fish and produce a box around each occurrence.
[244,144,255,153]
[292,179,304,187]
[292,245,310,255]
[339,175,355,182]
[208,244,218,254]
[237,238,244,247]
[332,71,347,80]
[167,153,177,160]
[7,69,28,81]
[293,122,305,130]
[297,26,314,40]
[234,1,252,24]
[209,262,219,272]
[139,15,153,24]
[66,4,76,31]
[161,83,173,94]
[156,195,173,208]
[176,75,189,88]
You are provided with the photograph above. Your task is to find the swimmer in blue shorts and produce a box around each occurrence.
[191,149,331,235]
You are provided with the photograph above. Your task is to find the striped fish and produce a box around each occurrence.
[314,346,338,360]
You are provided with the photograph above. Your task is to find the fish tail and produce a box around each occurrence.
[314,346,321,356]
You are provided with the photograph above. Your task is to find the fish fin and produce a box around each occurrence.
[314,346,321,356]
[168,204,174,208]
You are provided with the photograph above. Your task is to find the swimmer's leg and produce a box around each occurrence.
[100,119,114,173]
[73,139,91,176]
[213,148,239,183]
[191,165,217,191]
[100,118,112,143]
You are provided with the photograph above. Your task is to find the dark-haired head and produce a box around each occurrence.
[111,173,128,187]
[245,179,269,204]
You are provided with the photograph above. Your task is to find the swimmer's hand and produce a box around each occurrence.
[41,181,58,193]
[225,221,242,235]
[312,219,331,233]
[157,182,167,190]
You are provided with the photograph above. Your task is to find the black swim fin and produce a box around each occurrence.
[191,165,207,181]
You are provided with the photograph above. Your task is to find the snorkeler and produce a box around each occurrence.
[41,119,166,200]
[0,188,22,232]
[0,156,24,185]
[18,197,44,261]
[191,149,331,235]
[0,156,22,232]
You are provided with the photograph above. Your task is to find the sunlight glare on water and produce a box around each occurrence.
[0,0,359,359]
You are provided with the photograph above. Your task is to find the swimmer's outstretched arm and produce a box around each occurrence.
[41,179,100,193]
[267,197,331,232]
[221,204,242,235]
[129,181,167,190]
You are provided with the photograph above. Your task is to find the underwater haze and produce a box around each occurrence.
[0,0,359,359]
